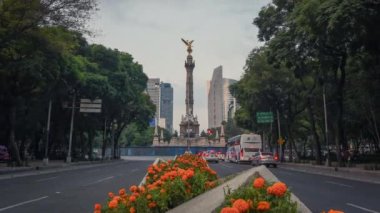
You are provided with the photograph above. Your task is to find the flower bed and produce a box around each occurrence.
[94,154,218,213]
[217,176,297,213]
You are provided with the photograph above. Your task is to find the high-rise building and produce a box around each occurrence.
[223,78,238,121]
[147,78,161,125]
[208,66,224,128]
[160,83,173,133]
[208,66,238,129]
[147,79,173,133]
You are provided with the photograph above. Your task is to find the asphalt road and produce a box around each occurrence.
[269,166,380,213]
[0,161,151,213]
[4,159,377,213]
[0,159,252,213]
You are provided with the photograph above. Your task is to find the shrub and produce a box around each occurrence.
[216,176,297,213]
[94,153,218,212]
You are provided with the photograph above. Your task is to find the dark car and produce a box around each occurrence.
[0,145,10,162]
[250,151,277,168]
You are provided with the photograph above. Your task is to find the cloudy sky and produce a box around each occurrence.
[88,0,270,132]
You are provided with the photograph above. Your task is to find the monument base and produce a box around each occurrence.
[152,136,225,147]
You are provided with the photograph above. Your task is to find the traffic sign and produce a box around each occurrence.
[80,99,102,113]
[256,112,273,123]
[277,137,285,145]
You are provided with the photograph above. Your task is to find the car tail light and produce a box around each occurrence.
[274,155,278,160]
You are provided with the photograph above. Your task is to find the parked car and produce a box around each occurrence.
[0,145,10,162]
[250,152,277,168]
[203,150,219,163]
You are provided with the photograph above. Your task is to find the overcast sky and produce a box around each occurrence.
[88,0,270,132]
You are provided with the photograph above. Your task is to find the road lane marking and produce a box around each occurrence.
[36,176,58,182]
[218,163,233,168]
[0,196,48,212]
[346,203,380,213]
[85,169,100,173]
[325,181,353,188]
[84,176,114,186]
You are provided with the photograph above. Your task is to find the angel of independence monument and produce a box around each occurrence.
[152,39,225,148]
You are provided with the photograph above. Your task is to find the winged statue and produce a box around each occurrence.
[181,38,194,54]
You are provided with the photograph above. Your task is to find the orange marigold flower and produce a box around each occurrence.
[247,199,254,208]
[108,199,118,209]
[257,201,270,211]
[148,201,157,208]
[94,211,101,213]
[94,203,101,210]
[267,182,287,197]
[220,207,240,213]
[129,185,138,193]
[232,199,250,213]
[146,194,152,200]
[130,207,136,213]
[108,192,114,199]
[253,177,265,189]
[160,188,166,194]
[119,188,126,196]
[328,210,344,213]
[129,195,136,202]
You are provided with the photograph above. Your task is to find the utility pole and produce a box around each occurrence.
[323,84,330,166]
[66,93,76,163]
[277,109,282,162]
[43,99,52,165]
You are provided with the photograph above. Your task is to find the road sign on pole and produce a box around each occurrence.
[80,99,102,113]
[256,112,273,123]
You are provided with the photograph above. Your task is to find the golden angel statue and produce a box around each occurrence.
[181,38,194,54]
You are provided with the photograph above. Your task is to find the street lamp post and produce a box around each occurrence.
[66,93,76,163]
[277,109,282,162]
[323,84,330,166]
[43,99,52,165]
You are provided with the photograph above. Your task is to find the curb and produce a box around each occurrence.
[280,163,380,184]
[0,160,123,180]
[168,165,311,213]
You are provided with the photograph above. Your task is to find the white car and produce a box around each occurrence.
[203,150,219,163]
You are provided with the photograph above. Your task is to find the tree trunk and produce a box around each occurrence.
[88,131,94,161]
[369,104,380,151]
[336,55,347,166]
[8,104,22,166]
[102,118,107,159]
[306,98,322,164]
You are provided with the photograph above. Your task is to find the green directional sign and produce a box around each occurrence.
[256,112,273,123]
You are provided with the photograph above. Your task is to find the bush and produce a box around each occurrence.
[94,154,218,213]
[215,176,297,213]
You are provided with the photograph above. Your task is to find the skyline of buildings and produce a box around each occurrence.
[146,78,174,133]
[147,65,238,134]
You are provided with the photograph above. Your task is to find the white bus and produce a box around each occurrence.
[226,133,262,163]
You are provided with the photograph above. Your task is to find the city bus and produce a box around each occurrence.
[225,133,262,163]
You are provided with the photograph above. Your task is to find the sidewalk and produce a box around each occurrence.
[0,159,122,180]
[280,162,380,184]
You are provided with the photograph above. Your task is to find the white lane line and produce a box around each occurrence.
[36,176,58,182]
[219,163,233,168]
[347,203,380,213]
[84,176,114,186]
[85,169,100,173]
[130,168,140,173]
[325,181,353,188]
[0,196,48,212]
